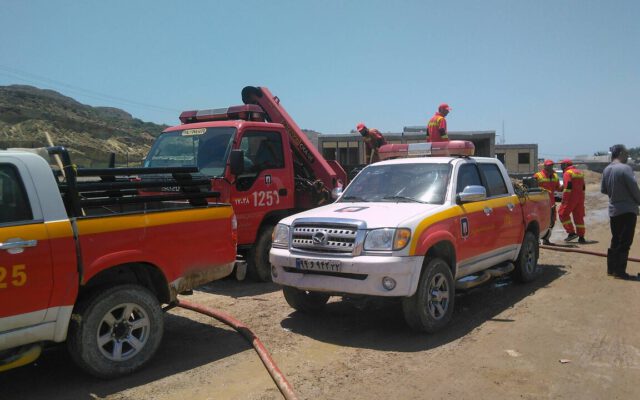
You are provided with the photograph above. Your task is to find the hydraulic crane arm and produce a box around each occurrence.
[241,86,346,192]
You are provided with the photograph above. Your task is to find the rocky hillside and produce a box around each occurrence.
[0,85,168,166]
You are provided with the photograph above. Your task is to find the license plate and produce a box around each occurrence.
[295,258,342,272]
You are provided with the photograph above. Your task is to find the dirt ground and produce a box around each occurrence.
[2,173,640,400]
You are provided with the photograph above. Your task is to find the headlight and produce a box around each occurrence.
[272,224,290,248]
[364,228,411,251]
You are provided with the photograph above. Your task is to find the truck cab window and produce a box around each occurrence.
[145,127,235,177]
[479,163,508,197]
[0,164,33,224]
[240,131,284,172]
[456,164,482,194]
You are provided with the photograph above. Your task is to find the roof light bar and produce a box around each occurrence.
[179,104,266,124]
[378,140,475,161]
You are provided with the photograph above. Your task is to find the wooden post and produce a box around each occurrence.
[44,131,65,178]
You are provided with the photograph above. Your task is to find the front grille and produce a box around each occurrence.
[291,224,358,254]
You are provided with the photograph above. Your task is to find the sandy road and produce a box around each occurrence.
[2,179,639,400]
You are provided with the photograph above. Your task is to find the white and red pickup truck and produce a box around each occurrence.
[0,148,237,377]
[270,143,550,333]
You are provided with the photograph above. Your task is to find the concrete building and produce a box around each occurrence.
[495,144,538,174]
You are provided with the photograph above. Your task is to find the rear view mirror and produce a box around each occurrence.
[229,149,245,176]
[457,185,486,203]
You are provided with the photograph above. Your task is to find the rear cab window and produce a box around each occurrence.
[0,164,33,224]
[478,163,509,197]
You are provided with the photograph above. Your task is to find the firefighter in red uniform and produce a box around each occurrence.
[558,159,586,243]
[427,103,451,142]
[534,159,561,245]
[357,123,387,163]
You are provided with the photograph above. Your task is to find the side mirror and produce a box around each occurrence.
[457,185,487,203]
[229,149,245,176]
[331,186,343,200]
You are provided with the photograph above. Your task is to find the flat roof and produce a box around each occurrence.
[319,130,496,138]
[495,144,537,149]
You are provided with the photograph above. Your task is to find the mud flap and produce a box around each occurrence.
[235,259,248,281]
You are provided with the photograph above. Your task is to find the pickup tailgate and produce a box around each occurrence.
[520,190,551,236]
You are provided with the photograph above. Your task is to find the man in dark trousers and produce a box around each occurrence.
[601,144,640,280]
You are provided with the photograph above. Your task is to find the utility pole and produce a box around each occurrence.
[501,120,506,144]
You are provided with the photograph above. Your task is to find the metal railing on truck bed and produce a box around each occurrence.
[47,146,221,218]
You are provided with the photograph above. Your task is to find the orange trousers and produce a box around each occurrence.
[558,194,585,236]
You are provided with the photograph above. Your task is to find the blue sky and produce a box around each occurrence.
[1,0,638,159]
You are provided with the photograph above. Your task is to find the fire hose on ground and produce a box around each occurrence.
[177,299,298,400]
[540,244,640,263]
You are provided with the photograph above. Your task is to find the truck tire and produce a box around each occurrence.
[248,226,275,282]
[66,284,164,378]
[513,231,540,283]
[402,257,455,333]
[282,286,330,314]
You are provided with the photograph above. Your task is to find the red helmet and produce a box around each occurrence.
[560,158,572,166]
[438,103,451,112]
[356,122,366,132]
[543,159,555,166]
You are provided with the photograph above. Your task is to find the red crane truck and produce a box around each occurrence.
[144,86,347,281]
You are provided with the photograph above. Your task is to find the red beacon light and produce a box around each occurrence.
[377,140,475,161]
[179,104,266,124]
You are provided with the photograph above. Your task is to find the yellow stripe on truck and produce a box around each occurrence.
[409,195,519,255]
[410,207,462,255]
[77,206,233,235]
[0,220,73,241]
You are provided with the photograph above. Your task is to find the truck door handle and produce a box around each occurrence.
[484,207,493,215]
[278,188,288,196]
[0,238,38,254]
[507,203,515,211]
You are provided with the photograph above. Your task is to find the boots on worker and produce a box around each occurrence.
[564,233,578,242]
[578,236,587,244]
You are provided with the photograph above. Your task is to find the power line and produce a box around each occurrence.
[0,64,179,114]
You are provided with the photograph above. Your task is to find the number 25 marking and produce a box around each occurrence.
[0,264,27,288]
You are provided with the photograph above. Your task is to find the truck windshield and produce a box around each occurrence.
[341,163,451,204]
[144,127,235,176]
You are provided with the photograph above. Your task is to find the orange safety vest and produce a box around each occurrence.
[533,170,560,204]
[562,166,585,195]
[427,112,449,142]
[362,129,386,151]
